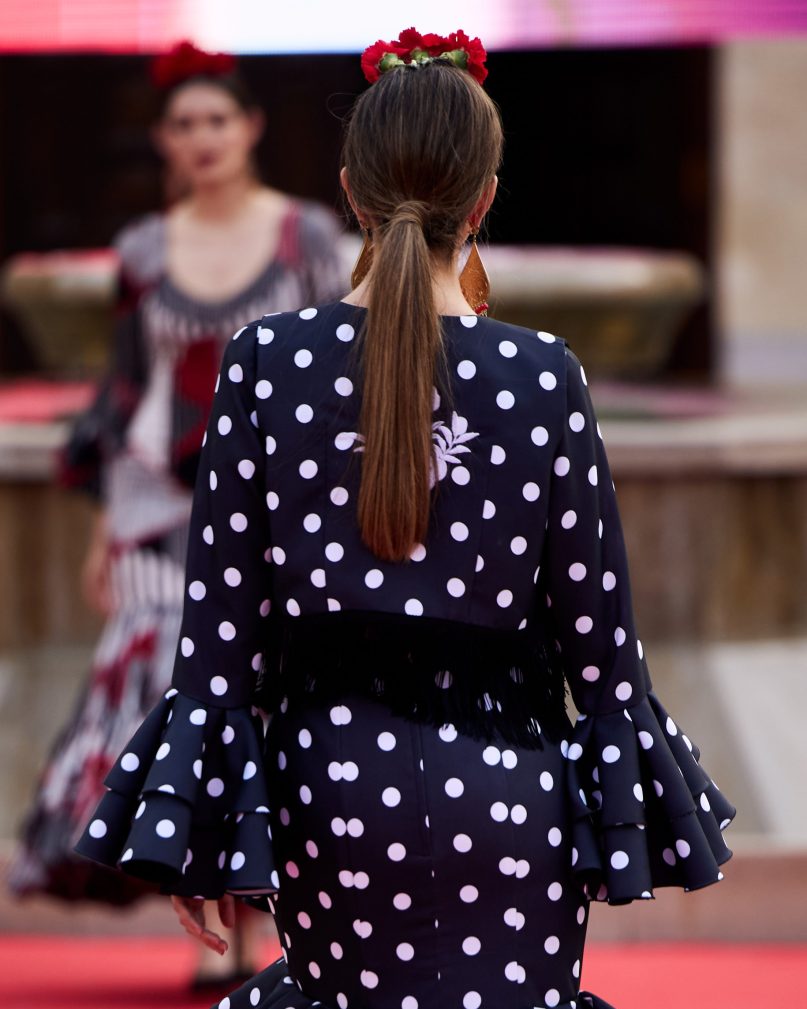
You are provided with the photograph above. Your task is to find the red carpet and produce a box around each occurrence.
[0,936,803,1009]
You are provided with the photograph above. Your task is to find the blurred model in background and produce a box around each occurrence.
[7,41,346,993]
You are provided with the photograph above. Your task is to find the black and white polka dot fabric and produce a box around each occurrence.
[77,301,735,1009]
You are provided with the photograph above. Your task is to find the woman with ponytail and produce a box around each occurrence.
[76,28,734,1009]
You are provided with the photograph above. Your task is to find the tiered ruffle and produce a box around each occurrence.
[75,688,278,898]
[566,690,735,905]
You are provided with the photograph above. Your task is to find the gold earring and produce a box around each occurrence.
[351,229,373,289]
[459,227,490,316]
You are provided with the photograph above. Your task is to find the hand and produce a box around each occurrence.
[170,894,236,954]
[81,512,114,616]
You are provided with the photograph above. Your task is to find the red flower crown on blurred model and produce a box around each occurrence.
[361,27,488,85]
[151,40,237,90]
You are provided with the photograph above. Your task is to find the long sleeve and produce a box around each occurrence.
[542,347,735,904]
[75,324,279,899]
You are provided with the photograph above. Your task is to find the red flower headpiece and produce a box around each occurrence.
[361,27,488,85]
[151,40,237,91]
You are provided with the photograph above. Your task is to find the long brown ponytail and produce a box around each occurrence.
[343,62,503,562]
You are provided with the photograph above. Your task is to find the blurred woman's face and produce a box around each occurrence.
[156,82,262,190]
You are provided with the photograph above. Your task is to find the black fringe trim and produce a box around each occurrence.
[254,612,569,749]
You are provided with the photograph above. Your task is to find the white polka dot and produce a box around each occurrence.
[490,801,509,822]
[447,578,465,598]
[257,326,273,344]
[544,935,560,954]
[298,729,312,748]
[569,411,586,432]
[330,941,343,959]
[255,380,272,399]
[602,745,621,763]
[676,839,691,858]
[88,819,107,839]
[575,616,593,634]
[181,636,194,657]
[402,998,418,1009]
[638,730,654,750]
[330,705,352,726]
[700,793,711,812]
[202,525,214,544]
[299,307,317,320]
[218,621,236,641]
[331,817,347,837]
[554,456,570,476]
[299,459,318,479]
[156,819,175,838]
[588,465,599,486]
[382,787,401,807]
[531,425,549,446]
[404,598,423,616]
[230,851,246,871]
[460,885,478,903]
[615,681,633,701]
[396,942,414,961]
[522,481,540,501]
[295,403,314,424]
[311,568,327,588]
[545,989,560,1007]
[638,639,645,659]
[230,512,247,532]
[330,486,349,505]
[491,444,506,465]
[334,431,357,451]
[335,377,353,396]
[483,499,496,519]
[504,907,526,930]
[365,569,384,589]
[502,749,518,769]
[265,436,277,456]
[325,542,344,562]
[336,323,354,342]
[496,390,515,410]
[569,562,587,581]
[294,349,313,368]
[460,315,478,328]
[410,542,427,561]
[347,819,364,838]
[666,716,678,736]
[614,626,627,647]
[393,892,412,910]
[189,709,207,726]
[271,546,286,565]
[439,723,458,743]
[663,848,677,866]
[450,521,469,542]
[206,778,224,798]
[540,771,554,791]
[249,988,260,1007]
[218,415,233,436]
[602,571,617,591]
[548,827,562,846]
[227,363,243,384]
[377,732,396,751]
[633,783,644,802]
[496,589,513,608]
[510,536,527,555]
[539,371,557,390]
[611,850,630,870]
[210,675,228,696]
[511,804,527,825]
[301,513,322,534]
[360,970,378,989]
[453,833,472,853]
[547,881,563,901]
[457,360,476,379]
[483,746,501,765]
[300,786,313,805]
[538,331,556,343]
[445,777,464,798]
[209,471,217,491]
[567,742,583,760]
[223,567,242,588]
[498,340,517,358]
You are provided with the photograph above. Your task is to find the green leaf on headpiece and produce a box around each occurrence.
[379,52,406,73]
[441,49,469,69]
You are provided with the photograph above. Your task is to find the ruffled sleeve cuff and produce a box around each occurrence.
[75,688,278,899]
[565,690,735,905]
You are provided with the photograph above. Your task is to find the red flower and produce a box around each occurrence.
[447,29,488,83]
[151,40,237,91]
[360,27,489,85]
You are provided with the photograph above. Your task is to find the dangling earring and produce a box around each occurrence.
[351,229,373,289]
[459,227,490,316]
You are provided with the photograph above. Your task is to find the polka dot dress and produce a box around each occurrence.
[76,302,735,1009]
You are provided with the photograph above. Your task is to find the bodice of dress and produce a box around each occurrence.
[76,298,735,910]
